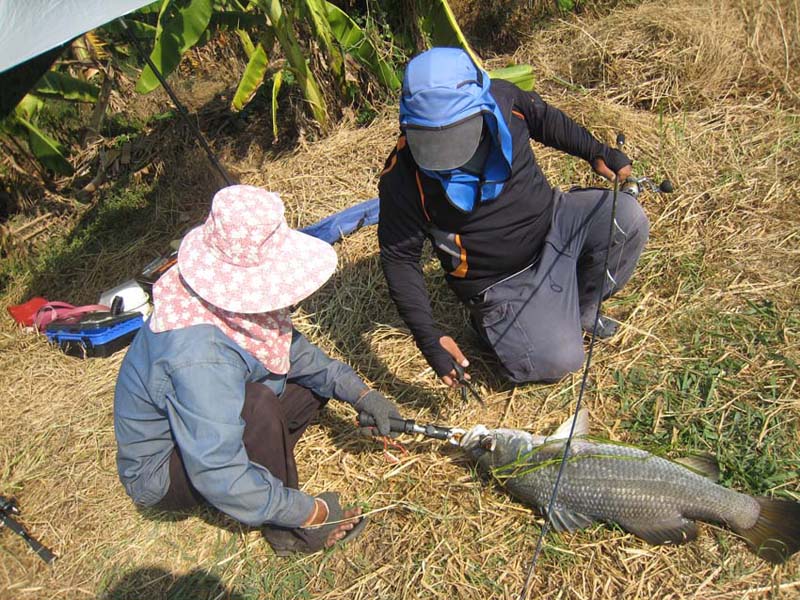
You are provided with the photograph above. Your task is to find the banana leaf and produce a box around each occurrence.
[300,0,345,92]
[209,10,266,31]
[236,29,256,57]
[34,72,100,103]
[416,0,482,68]
[137,1,164,14]
[5,110,73,174]
[271,69,283,138]
[135,0,214,94]
[231,33,274,110]
[15,95,44,121]
[488,65,535,91]
[321,1,401,90]
[102,19,157,40]
[255,0,327,126]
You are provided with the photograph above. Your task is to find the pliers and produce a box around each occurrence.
[452,362,485,406]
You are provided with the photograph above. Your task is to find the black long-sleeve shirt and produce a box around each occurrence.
[378,79,621,376]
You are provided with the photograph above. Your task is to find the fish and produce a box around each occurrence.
[460,409,800,564]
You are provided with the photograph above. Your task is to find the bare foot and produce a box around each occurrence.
[324,506,362,548]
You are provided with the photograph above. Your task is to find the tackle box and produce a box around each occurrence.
[44,311,143,358]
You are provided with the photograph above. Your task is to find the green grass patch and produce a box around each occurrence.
[613,298,799,497]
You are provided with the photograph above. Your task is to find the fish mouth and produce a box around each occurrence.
[460,425,496,456]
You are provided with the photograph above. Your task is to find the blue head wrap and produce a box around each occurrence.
[400,48,513,212]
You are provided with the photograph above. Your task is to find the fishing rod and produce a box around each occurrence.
[0,496,57,564]
[517,134,672,600]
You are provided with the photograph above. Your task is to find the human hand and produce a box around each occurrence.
[353,390,402,437]
[592,157,632,182]
[439,335,470,388]
[592,148,632,182]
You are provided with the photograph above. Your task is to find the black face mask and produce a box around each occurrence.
[459,125,491,176]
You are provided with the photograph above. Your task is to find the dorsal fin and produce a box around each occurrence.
[548,408,589,441]
[673,454,721,481]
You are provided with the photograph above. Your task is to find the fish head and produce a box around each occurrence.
[460,425,545,471]
[460,410,590,472]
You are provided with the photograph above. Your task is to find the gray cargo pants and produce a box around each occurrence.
[466,187,649,383]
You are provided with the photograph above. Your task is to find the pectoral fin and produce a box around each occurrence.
[547,507,596,533]
[619,516,698,546]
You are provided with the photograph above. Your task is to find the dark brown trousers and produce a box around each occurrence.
[156,382,325,512]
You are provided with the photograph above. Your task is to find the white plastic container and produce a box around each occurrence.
[98,279,152,317]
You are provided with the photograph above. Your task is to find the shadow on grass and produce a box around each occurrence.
[99,566,245,600]
[303,247,512,420]
[9,141,224,306]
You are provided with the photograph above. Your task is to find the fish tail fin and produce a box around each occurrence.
[735,497,800,564]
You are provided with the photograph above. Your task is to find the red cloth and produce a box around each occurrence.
[7,297,48,327]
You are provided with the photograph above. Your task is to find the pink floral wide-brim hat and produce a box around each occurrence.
[177,185,338,313]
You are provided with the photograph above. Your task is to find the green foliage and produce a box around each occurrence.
[321,1,402,90]
[135,0,214,94]
[232,34,272,111]
[1,95,74,175]
[102,18,157,42]
[33,72,100,103]
[488,65,535,91]
[1,0,536,176]
[254,0,328,126]
[415,0,482,67]
[271,69,284,138]
[301,0,347,91]
[11,114,74,175]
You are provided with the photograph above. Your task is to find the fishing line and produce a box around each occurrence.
[517,154,623,600]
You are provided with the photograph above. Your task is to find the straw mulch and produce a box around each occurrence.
[1,0,798,598]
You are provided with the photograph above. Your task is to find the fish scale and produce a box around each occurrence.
[461,411,800,562]
[499,440,759,532]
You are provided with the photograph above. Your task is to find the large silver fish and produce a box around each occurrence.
[460,409,800,564]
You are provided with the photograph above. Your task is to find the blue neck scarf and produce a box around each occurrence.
[420,106,513,213]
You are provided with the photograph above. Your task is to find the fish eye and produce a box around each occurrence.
[480,436,496,451]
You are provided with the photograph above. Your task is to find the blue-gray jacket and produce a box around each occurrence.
[113,321,368,528]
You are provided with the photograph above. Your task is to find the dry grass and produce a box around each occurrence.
[514,0,800,110]
[1,0,799,598]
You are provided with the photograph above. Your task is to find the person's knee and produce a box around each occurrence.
[618,193,650,242]
[243,383,284,436]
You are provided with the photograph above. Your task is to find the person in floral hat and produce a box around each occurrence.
[114,185,402,554]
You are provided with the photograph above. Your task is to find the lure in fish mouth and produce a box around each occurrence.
[460,410,800,564]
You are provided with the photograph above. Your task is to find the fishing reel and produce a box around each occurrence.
[621,175,673,199]
[614,133,674,199]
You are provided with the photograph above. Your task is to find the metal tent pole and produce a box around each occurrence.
[118,18,233,187]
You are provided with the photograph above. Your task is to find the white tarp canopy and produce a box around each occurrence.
[0,0,154,73]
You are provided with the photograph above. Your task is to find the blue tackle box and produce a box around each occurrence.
[44,311,143,358]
